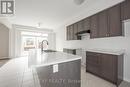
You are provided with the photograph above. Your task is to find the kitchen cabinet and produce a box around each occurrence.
[101,54,117,83]
[66,25,74,40]
[66,26,70,40]
[83,17,90,31]
[69,25,74,40]
[98,10,108,37]
[86,52,101,76]
[36,60,81,87]
[66,1,125,40]
[73,23,78,40]
[77,21,84,32]
[66,24,80,40]
[90,14,99,38]
[121,0,130,21]
[86,51,124,86]
[108,4,123,37]
[90,4,122,38]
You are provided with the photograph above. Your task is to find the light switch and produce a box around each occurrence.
[53,64,58,73]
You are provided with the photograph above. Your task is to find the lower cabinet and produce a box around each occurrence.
[86,51,124,86]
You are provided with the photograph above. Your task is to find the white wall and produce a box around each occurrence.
[55,0,130,82]
[0,18,13,58]
[0,23,9,59]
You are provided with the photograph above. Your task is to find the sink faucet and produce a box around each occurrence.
[41,40,49,51]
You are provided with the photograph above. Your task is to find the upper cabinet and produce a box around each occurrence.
[66,25,74,40]
[90,14,99,38]
[66,23,81,40]
[66,26,71,40]
[90,4,122,39]
[69,25,74,40]
[108,4,123,37]
[77,21,84,32]
[121,0,130,21]
[98,10,108,38]
[66,1,127,40]
[73,23,78,40]
[83,18,90,31]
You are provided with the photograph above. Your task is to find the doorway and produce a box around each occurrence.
[21,31,48,56]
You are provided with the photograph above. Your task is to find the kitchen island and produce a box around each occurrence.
[28,49,81,87]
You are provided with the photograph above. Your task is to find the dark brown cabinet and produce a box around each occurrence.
[66,24,80,40]
[108,4,123,37]
[69,25,74,40]
[98,10,108,37]
[90,14,99,38]
[121,0,130,21]
[90,4,123,38]
[77,21,84,32]
[83,18,90,31]
[66,25,74,40]
[66,26,70,40]
[66,1,126,40]
[73,23,78,40]
[101,54,117,83]
[86,51,124,86]
[86,52,101,76]
[36,60,81,87]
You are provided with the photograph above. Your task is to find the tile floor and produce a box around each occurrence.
[0,57,130,87]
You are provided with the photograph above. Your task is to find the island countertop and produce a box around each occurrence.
[28,49,81,67]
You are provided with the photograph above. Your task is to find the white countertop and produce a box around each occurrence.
[28,49,81,67]
[85,48,125,55]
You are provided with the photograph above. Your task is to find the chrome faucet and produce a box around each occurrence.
[41,40,49,51]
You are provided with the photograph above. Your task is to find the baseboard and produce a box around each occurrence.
[120,80,130,87]
[124,78,130,83]
[0,57,11,60]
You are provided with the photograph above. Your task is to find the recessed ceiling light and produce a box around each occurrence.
[74,0,85,5]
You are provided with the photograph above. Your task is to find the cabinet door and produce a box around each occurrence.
[121,0,130,20]
[69,25,74,40]
[83,17,90,31]
[77,20,84,32]
[101,54,117,83]
[66,26,70,40]
[98,11,109,37]
[73,23,78,40]
[90,14,99,38]
[86,52,101,76]
[108,4,122,37]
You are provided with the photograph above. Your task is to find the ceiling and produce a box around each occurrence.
[7,0,124,29]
